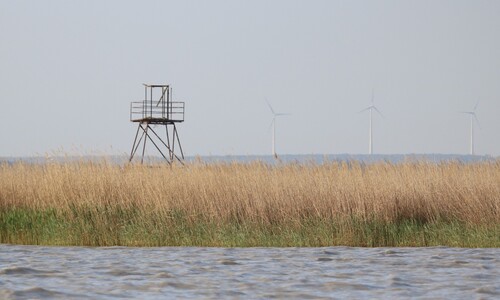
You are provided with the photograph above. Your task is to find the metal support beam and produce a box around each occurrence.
[129,84,185,165]
[141,124,149,164]
[129,121,185,165]
[129,124,141,162]
[174,124,185,160]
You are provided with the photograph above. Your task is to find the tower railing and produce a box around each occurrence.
[130,101,185,122]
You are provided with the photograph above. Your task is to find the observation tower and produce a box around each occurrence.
[129,84,185,164]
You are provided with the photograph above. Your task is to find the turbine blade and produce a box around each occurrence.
[265,98,275,115]
[474,101,479,112]
[473,114,481,129]
[373,106,384,118]
[371,88,375,105]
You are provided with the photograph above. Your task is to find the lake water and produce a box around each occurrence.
[2,153,496,166]
[0,245,498,299]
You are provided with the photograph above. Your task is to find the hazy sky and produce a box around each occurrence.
[1,0,499,157]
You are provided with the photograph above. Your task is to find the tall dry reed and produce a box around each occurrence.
[0,160,499,246]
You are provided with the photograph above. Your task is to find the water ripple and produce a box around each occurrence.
[0,245,498,299]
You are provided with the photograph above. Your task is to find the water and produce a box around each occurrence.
[2,153,496,166]
[0,245,498,299]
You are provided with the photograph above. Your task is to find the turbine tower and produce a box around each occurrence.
[266,99,290,158]
[460,102,480,155]
[359,89,383,155]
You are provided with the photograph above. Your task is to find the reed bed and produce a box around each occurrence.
[0,160,499,247]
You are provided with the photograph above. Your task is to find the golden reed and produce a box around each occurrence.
[0,160,499,246]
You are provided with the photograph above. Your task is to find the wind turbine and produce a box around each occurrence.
[460,102,480,155]
[359,89,383,155]
[266,99,290,158]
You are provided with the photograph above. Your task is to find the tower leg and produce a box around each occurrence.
[165,125,171,161]
[174,124,185,160]
[130,123,147,163]
[129,122,184,165]
[146,125,171,165]
[141,124,149,164]
[171,125,176,162]
[129,124,141,162]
